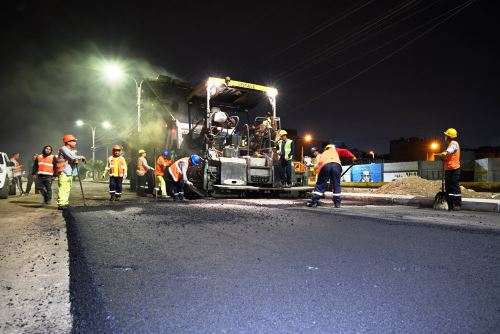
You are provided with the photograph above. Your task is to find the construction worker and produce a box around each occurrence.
[155,149,172,199]
[106,145,127,201]
[32,145,57,205]
[307,144,356,208]
[10,153,25,195]
[276,130,294,187]
[136,149,154,197]
[56,134,86,209]
[262,111,272,129]
[25,154,39,194]
[441,128,461,211]
[168,154,202,201]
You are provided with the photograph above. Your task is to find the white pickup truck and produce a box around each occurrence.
[0,152,16,199]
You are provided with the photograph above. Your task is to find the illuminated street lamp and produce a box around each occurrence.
[301,133,313,163]
[101,62,145,133]
[428,141,440,160]
[76,120,111,179]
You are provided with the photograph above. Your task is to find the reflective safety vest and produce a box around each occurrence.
[11,158,22,177]
[155,156,171,177]
[263,117,272,128]
[36,154,55,176]
[56,149,67,175]
[168,157,189,182]
[316,148,341,175]
[107,156,127,177]
[445,140,460,170]
[137,157,148,176]
[277,139,293,160]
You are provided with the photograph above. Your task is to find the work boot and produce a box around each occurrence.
[306,201,318,208]
[179,194,188,202]
[334,202,341,208]
[114,196,120,201]
[109,194,115,201]
[57,205,69,210]
[451,205,461,211]
[173,195,179,201]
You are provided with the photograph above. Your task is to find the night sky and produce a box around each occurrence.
[1,0,498,163]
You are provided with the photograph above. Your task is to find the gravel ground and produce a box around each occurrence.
[0,195,71,333]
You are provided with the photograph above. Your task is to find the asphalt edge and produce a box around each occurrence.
[64,209,118,334]
[338,193,500,213]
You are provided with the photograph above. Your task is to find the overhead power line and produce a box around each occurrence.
[281,0,476,116]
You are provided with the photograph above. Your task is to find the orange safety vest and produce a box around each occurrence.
[444,140,460,170]
[137,157,148,176]
[36,154,55,176]
[108,156,127,177]
[168,157,189,182]
[155,156,172,177]
[56,149,66,175]
[316,148,341,175]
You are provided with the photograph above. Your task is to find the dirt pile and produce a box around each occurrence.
[374,176,440,197]
[371,176,500,199]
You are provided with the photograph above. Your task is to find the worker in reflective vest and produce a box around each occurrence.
[106,145,127,201]
[276,130,294,187]
[441,128,461,211]
[136,149,154,197]
[155,149,172,199]
[56,134,86,209]
[168,154,201,201]
[10,152,25,195]
[307,144,356,208]
[32,145,57,205]
[262,111,272,129]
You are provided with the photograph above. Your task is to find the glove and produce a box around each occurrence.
[123,174,127,179]
[81,157,86,163]
[352,157,357,161]
[186,181,193,186]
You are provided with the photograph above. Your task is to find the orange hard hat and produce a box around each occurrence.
[63,134,77,143]
[112,144,121,151]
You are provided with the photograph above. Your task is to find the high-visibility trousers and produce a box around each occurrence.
[57,174,73,206]
[155,175,168,198]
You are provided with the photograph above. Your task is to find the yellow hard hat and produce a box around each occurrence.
[138,149,146,155]
[443,128,457,138]
[325,144,335,150]
[279,130,288,136]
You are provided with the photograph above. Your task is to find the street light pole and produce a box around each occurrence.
[134,79,144,133]
[76,120,111,180]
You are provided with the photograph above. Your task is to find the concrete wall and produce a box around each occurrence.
[474,158,500,182]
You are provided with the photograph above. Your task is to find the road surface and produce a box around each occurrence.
[66,198,500,333]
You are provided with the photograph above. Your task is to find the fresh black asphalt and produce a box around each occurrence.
[65,200,500,333]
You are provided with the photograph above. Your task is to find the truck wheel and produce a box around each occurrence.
[0,177,9,199]
[8,179,16,195]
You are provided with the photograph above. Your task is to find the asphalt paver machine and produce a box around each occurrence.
[181,77,312,197]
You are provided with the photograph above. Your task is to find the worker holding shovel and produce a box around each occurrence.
[306,144,356,208]
[441,128,462,211]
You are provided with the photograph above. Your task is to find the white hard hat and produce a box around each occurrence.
[213,111,227,123]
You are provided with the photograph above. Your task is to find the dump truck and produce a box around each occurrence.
[126,75,312,198]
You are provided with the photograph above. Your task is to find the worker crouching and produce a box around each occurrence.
[167,154,202,201]
[106,145,127,201]
[307,144,356,208]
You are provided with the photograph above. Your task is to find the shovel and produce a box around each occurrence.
[433,155,448,210]
[75,161,87,207]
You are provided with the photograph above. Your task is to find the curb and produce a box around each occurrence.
[325,192,500,213]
